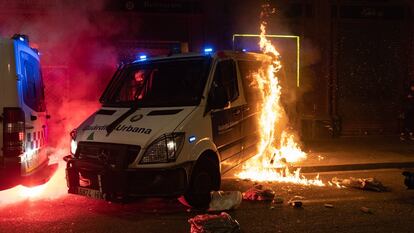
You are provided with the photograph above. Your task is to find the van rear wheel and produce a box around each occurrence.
[184,157,219,209]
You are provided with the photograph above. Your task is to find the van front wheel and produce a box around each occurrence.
[184,157,219,209]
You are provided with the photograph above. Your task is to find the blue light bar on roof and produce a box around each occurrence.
[139,55,147,61]
[204,47,213,54]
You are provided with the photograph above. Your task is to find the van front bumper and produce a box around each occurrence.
[66,157,192,200]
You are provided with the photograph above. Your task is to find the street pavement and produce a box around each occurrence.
[1,137,414,233]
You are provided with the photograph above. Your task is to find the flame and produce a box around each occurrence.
[236,12,324,186]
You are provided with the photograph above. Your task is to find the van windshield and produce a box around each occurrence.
[102,57,211,107]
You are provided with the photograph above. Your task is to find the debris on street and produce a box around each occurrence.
[270,196,284,209]
[324,203,334,208]
[360,206,373,214]
[331,177,387,192]
[272,196,284,204]
[402,171,414,189]
[209,191,242,212]
[242,185,275,201]
[290,201,303,208]
[188,212,241,233]
[288,196,304,208]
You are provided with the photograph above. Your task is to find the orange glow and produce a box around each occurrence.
[236,12,324,186]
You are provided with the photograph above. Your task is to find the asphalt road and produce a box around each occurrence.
[1,168,413,233]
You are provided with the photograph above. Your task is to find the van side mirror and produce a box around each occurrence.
[208,84,229,110]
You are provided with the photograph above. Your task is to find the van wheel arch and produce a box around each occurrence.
[184,150,221,209]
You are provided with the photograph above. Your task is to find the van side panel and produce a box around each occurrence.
[0,39,19,157]
[14,41,49,176]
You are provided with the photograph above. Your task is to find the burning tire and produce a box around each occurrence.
[184,156,220,209]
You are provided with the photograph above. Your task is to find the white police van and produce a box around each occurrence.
[0,35,52,190]
[65,50,268,208]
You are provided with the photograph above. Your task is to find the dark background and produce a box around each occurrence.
[0,0,412,139]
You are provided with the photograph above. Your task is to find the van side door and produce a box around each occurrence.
[208,59,243,173]
[238,60,262,162]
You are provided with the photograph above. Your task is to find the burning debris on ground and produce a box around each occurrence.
[330,177,388,192]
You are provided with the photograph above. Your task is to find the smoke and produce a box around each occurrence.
[0,0,130,145]
[0,0,130,205]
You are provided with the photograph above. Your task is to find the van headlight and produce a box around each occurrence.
[140,133,185,164]
[70,129,78,155]
[70,139,78,155]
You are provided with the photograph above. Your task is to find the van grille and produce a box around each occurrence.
[75,142,140,169]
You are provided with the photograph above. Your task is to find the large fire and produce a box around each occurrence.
[236,12,324,186]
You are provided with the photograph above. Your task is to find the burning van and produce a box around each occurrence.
[0,35,53,190]
[65,50,269,208]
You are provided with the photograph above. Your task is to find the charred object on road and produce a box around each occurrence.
[331,177,387,192]
[188,212,241,233]
[242,185,276,201]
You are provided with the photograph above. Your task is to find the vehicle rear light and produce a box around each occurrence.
[3,108,25,157]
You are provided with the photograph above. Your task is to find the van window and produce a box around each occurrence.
[213,59,239,102]
[238,60,262,102]
[21,51,46,112]
[102,57,211,107]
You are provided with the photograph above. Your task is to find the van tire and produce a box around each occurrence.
[184,156,220,209]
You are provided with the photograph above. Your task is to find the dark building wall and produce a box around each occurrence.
[330,0,412,135]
